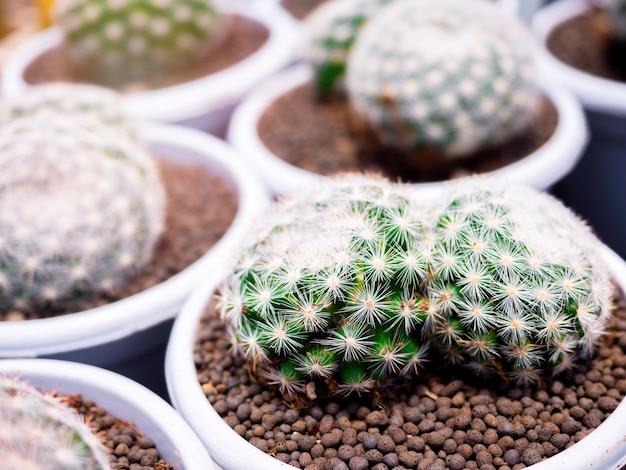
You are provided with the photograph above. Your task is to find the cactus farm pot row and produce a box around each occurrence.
[531,0,626,262]
[1,2,298,134]
[0,358,217,469]
[0,123,269,383]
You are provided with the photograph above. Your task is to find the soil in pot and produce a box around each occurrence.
[258,82,559,184]
[0,159,238,321]
[546,7,626,83]
[64,392,174,470]
[194,289,626,470]
[23,15,269,92]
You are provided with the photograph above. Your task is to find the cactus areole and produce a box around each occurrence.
[219,175,613,398]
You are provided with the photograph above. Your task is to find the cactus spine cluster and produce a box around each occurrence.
[301,0,393,93]
[607,0,626,40]
[0,374,110,469]
[55,0,222,85]
[0,86,165,312]
[345,0,539,157]
[220,175,612,397]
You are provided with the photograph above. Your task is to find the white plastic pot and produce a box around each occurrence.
[227,64,588,196]
[165,243,626,470]
[533,0,626,260]
[0,123,269,395]
[0,2,298,134]
[0,358,217,469]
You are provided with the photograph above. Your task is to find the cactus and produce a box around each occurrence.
[0,374,110,469]
[345,0,539,157]
[219,174,612,397]
[607,0,626,40]
[0,112,165,312]
[301,0,393,93]
[0,83,136,137]
[54,0,222,85]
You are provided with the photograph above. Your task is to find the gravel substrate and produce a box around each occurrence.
[1,159,238,320]
[64,393,173,470]
[258,83,558,184]
[195,292,626,470]
[23,14,269,92]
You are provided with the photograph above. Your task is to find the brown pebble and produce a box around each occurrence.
[349,456,369,470]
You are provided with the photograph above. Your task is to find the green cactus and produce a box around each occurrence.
[0,83,136,137]
[220,174,612,397]
[54,0,222,86]
[0,374,111,469]
[345,0,539,157]
[0,111,165,312]
[607,0,626,40]
[301,0,393,94]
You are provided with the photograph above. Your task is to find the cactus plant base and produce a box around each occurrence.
[257,82,558,184]
[22,15,268,92]
[0,159,237,321]
[547,8,626,83]
[193,290,626,470]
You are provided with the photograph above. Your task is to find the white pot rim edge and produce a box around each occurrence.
[532,0,626,116]
[0,2,299,124]
[226,64,588,196]
[0,358,217,469]
[0,122,270,357]
[165,243,626,470]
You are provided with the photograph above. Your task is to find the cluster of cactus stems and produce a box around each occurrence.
[0,374,110,469]
[0,85,165,312]
[219,175,612,397]
[303,0,539,158]
[55,0,223,85]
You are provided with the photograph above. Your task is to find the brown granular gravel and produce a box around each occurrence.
[194,293,626,469]
[1,159,238,320]
[64,393,173,470]
[24,15,269,91]
[546,8,626,83]
[258,82,558,184]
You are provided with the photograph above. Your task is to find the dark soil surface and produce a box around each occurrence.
[65,393,173,470]
[1,159,238,321]
[280,0,328,20]
[258,83,558,185]
[547,8,626,82]
[195,291,626,469]
[24,14,269,92]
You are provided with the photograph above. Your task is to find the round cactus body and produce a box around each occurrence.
[346,0,539,157]
[55,0,222,85]
[0,83,136,137]
[0,114,165,312]
[419,179,612,384]
[608,0,626,40]
[301,0,393,93]
[0,374,110,469]
[220,174,432,397]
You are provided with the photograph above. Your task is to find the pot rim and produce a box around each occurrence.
[532,0,626,116]
[165,238,626,470]
[0,2,299,124]
[226,63,588,196]
[0,358,217,469]
[0,122,270,357]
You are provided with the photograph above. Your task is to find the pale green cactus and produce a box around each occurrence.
[346,0,539,157]
[607,0,626,40]
[0,374,111,469]
[220,174,612,397]
[419,178,612,384]
[301,0,393,93]
[54,0,222,85]
[0,113,165,312]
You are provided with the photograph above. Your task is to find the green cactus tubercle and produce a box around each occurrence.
[0,374,111,469]
[219,175,612,397]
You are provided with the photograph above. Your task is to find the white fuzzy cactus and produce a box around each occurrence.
[301,0,393,93]
[346,0,540,157]
[54,0,222,85]
[0,113,165,312]
[0,374,111,469]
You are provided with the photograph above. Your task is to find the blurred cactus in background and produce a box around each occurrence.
[54,0,223,85]
[607,0,626,40]
[0,374,110,469]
